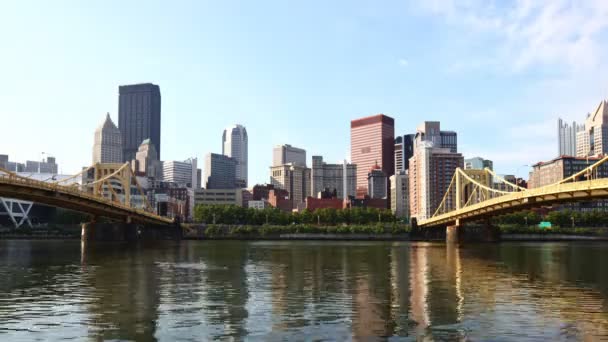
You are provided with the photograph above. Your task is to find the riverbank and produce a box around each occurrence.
[3,224,608,241]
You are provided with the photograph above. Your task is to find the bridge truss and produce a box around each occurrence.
[418,156,608,227]
[0,162,171,226]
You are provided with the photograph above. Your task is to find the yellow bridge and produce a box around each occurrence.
[418,156,608,228]
[0,163,173,226]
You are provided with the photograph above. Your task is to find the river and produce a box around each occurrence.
[1,240,608,340]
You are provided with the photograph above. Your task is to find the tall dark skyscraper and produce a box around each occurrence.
[118,83,161,162]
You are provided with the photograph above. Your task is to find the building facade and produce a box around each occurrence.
[273,144,306,167]
[528,155,608,211]
[162,158,198,188]
[24,157,58,174]
[367,165,387,199]
[576,100,608,157]
[205,153,237,189]
[93,113,123,164]
[223,124,248,188]
[409,143,464,221]
[558,118,583,157]
[464,157,493,171]
[311,156,356,199]
[270,163,311,208]
[414,121,457,153]
[394,134,415,174]
[133,139,161,178]
[248,200,268,210]
[350,114,395,197]
[118,83,161,162]
[390,171,409,219]
[194,188,243,207]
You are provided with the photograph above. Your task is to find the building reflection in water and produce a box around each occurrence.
[5,240,608,340]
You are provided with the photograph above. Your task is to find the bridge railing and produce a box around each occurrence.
[0,168,166,222]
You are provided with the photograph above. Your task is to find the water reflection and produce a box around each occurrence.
[2,240,608,340]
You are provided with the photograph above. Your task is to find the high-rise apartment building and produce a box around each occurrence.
[409,143,463,221]
[394,134,415,174]
[311,156,356,199]
[464,157,493,171]
[350,114,395,197]
[273,144,306,167]
[414,121,457,153]
[367,165,387,199]
[118,83,161,162]
[205,153,237,189]
[162,158,198,188]
[133,139,161,178]
[558,118,584,157]
[390,171,409,219]
[93,113,123,164]
[270,163,311,207]
[576,100,608,157]
[222,124,248,188]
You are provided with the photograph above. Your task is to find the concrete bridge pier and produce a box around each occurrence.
[81,221,141,242]
[446,219,501,243]
[446,223,462,244]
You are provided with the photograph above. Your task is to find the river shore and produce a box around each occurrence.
[3,224,608,241]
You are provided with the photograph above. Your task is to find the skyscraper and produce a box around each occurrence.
[134,139,161,178]
[394,134,415,174]
[118,83,161,162]
[310,156,356,199]
[350,114,395,197]
[93,113,123,163]
[576,100,608,157]
[273,144,307,167]
[558,118,583,156]
[162,158,198,188]
[205,153,237,189]
[222,124,248,188]
[409,143,463,221]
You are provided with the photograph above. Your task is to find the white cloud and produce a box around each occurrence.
[417,0,608,73]
[398,58,409,67]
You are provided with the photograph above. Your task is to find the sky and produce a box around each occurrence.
[2,0,608,184]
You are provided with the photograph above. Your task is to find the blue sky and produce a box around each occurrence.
[2,1,608,183]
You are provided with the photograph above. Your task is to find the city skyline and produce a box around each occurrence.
[3,2,608,184]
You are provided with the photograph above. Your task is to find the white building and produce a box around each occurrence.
[162,159,198,188]
[222,124,248,188]
[248,200,268,210]
[93,113,123,164]
[390,171,409,219]
[576,100,608,157]
[558,118,583,157]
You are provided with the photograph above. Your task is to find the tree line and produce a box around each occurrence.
[494,209,608,227]
[193,205,398,225]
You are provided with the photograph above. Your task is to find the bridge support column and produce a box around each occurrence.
[446,224,462,244]
[81,222,140,242]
